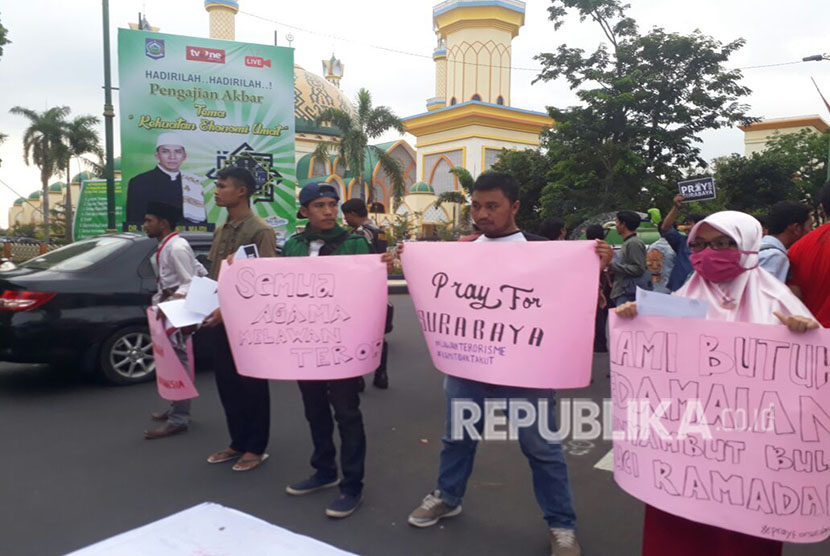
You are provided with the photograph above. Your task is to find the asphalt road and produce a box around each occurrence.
[1,295,826,555]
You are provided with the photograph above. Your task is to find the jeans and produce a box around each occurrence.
[298,377,366,497]
[436,375,577,530]
[208,325,271,455]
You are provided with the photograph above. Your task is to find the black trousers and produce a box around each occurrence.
[208,325,270,455]
[297,377,366,496]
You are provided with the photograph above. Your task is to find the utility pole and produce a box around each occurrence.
[102,0,116,232]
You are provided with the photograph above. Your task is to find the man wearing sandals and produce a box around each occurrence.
[201,167,277,472]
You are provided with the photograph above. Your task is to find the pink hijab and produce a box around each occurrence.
[675,211,815,325]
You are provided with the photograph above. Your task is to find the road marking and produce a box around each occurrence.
[594,448,614,472]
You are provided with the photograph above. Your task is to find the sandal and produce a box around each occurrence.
[207,448,242,464]
[232,453,269,472]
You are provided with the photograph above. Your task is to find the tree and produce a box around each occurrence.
[765,129,829,221]
[0,12,9,60]
[490,149,553,231]
[312,88,406,209]
[10,106,70,242]
[530,0,754,226]
[62,115,103,242]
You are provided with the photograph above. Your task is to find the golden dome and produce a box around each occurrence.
[294,65,355,136]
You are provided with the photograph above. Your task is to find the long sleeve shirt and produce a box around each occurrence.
[150,233,207,305]
[758,235,789,283]
[610,234,647,300]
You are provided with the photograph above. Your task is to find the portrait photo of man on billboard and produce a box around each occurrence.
[125,133,207,225]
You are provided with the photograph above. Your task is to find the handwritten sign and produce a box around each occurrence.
[402,241,600,388]
[146,308,198,401]
[609,313,830,544]
[217,256,387,380]
[678,177,716,202]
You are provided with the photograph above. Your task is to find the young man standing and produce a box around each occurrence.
[201,167,277,472]
[609,210,648,305]
[282,182,371,518]
[143,201,206,439]
[405,173,612,556]
[341,198,390,390]
[787,182,830,327]
[759,201,812,282]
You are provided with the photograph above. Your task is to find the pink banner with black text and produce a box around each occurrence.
[609,313,830,543]
[401,241,600,389]
[217,256,387,380]
[146,308,198,401]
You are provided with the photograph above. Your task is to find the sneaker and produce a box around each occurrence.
[325,493,362,518]
[285,475,340,496]
[407,490,462,528]
[550,528,581,556]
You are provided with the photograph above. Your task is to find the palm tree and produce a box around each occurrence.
[62,115,103,242]
[435,167,476,225]
[312,88,406,210]
[10,105,70,242]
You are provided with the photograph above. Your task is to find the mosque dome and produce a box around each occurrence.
[72,171,96,183]
[293,65,356,136]
[28,191,41,200]
[13,198,24,206]
[49,182,66,192]
[409,182,435,194]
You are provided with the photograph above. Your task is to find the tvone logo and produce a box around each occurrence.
[186,46,226,64]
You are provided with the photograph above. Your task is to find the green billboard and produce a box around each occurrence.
[117,29,297,242]
[73,179,126,241]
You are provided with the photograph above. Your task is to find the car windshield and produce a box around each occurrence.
[19,237,130,271]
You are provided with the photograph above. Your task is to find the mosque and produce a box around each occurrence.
[9,0,554,237]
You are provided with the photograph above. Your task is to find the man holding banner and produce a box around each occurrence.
[280,182,372,519]
[403,173,613,556]
[201,167,277,472]
[143,201,206,439]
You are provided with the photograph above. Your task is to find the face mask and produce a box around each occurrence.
[690,249,755,283]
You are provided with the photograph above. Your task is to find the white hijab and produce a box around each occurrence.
[675,211,815,325]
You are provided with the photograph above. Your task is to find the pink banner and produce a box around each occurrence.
[401,241,600,388]
[146,308,198,401]
[609,313,830,543]
[217,256,387,380]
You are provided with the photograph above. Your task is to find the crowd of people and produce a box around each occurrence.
[139,167,830,556]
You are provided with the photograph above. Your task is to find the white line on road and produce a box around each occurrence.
[594,448,614,472]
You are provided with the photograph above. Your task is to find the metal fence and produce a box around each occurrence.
[2,241,61,264]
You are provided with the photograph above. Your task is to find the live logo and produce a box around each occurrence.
[186,46,226,64]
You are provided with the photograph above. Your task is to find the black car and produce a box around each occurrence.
[0,232,214,385]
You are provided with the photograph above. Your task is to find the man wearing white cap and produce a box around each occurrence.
[125,133,207,225]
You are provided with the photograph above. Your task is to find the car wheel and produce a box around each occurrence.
[99,325,156,385]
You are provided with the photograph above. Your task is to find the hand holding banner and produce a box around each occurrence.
[402,241,600,389]
[146,308,198,401]
[609,313,830,543]
[217,256,387,380]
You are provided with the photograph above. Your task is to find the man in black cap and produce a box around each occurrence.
[282,182,372,519]
[143,201,206,439]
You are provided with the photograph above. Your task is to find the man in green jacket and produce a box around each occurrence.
[283,182,371,519]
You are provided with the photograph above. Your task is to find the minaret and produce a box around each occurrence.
[322,54,344,89]
[429,0,525,108]
[205,0,239,40]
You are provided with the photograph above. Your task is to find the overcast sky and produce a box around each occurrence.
[1,0,828,227]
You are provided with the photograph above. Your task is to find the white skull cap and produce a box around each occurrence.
[156,133,186,149]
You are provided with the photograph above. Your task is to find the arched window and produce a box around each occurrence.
[450,97,457,106]
[496,95,504,105]
[471,94,481,101]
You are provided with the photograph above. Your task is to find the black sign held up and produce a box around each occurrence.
[678,177,716,202]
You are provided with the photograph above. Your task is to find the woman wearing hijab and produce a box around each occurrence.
[615,211,820,556]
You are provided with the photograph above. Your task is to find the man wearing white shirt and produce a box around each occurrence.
[759,201,812,283]
[406,173,613,556]
[126,133,207,225]
[143,201,207,439]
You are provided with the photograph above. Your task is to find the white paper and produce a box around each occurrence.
[636,287,708,319]
[157,299,206,328]
[66,502,355,556]
[234,243,259,260]
[184,276,219,315]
